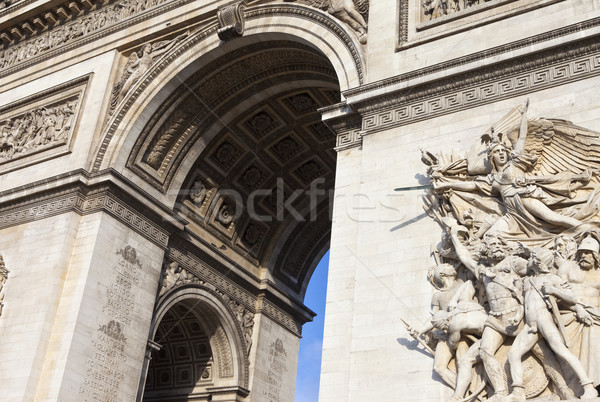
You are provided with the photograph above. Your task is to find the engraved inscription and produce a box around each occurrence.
[262,338,288,402]
[79,246,142,401]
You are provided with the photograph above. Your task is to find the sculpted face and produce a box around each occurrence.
[578,250,597,271]
[434,264,456,289]
[529,254,550,274]
[484,235,506,261]
[491,145,508,169]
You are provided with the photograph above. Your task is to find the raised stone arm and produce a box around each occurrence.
[433,179,477,194]
[443,220,480,279]
[513,98,529,156]
[542,282,577,306]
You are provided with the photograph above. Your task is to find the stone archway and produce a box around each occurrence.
[85,6,365,400]
[143,286,250,401]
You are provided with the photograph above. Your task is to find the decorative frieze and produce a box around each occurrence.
[356,37,600,134]
[0,76,87,172]
[0,0,196,76]
[0,183,170,247]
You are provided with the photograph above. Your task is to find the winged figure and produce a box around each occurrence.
[109,32,189,115]
[295,0,369,43]
[426,100,600,245]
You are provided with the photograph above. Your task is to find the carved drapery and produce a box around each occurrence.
[408,102,600,400]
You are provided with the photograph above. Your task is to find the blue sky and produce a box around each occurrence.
[294,251,329,402]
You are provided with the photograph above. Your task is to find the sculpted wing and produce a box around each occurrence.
[109,52,140,115]
[522,118,600,176]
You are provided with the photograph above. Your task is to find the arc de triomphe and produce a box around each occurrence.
[1,0,599,400]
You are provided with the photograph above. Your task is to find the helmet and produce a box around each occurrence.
[578,236,600,253]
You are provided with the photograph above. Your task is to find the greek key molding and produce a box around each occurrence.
[166,244,257,310]
[0,183,169,247]
[335,129,363,151]
[259,297,302,337]
[357,37,600,134]
[350,17,600,101]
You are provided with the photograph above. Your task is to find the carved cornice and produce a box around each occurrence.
[352,17,600,101]
[0,0,31,19]
[350,35,600,134]
[400,0,565,50]
[259,296,302,337]
[321,104,363,151]
[0,0,199,78]
[0,169,182,247]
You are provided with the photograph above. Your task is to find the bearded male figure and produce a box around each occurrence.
[448,225,527,398]
[559,235,600,392]
[508,248,598,400]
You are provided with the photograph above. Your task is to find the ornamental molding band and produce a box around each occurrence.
[353,36,600,135]
[399,0,566,50]
[217,0,247,41]
[0,254,9,318]
[0,75,88,172]
[0,181,170,247]
[405,101,600,400]
[0,0,198,77]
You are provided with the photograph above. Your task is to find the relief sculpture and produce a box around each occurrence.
[0,255,8,318]
[297,0,368,44]
[422,0,505,21]
[0,0,178,72]
[109,32,189,116]
[407,100,600,400]
[0,99,77,163]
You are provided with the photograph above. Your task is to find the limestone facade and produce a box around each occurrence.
[0,0,599,401]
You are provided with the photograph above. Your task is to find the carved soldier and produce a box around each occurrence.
[448,225,528,398]
[559,235,600,391]
[410,263,463,388]
[508,248,598,400]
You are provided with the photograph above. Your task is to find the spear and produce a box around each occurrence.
[399,317,435,355]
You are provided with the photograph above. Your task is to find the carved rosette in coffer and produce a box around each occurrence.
[0,76,87,172]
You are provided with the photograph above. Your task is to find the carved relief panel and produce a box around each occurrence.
[399,0,566,50]
[0,76,87,172]
[405,101,600,400]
